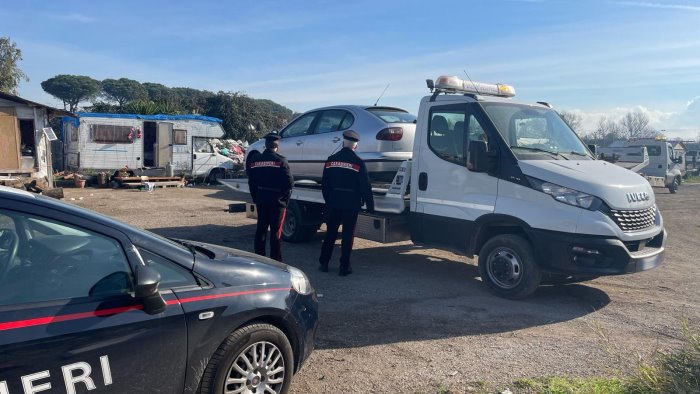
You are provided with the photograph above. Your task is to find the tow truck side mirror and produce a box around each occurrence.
[467,140,490,173]
[135,265,166,315]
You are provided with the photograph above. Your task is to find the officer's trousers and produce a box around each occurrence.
[254,204,286,262]
[319,208,359,269]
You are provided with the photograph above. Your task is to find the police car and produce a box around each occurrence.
[0,186,317,393]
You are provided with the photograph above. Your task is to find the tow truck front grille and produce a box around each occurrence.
[608,205,657,232]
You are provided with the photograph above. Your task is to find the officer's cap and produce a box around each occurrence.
[263,132,281,142]
[343,130,360,142]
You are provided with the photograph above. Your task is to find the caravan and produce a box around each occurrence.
[61,113,236,180]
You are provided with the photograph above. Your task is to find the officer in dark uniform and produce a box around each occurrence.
[248,133,294,262]
[319,130,374,276]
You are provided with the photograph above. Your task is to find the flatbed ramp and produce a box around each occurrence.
[220,161,413,243]
[219,161,412,214]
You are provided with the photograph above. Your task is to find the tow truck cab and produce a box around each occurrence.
[408,76,666,298]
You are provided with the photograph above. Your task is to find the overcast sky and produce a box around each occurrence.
[3,0,700,138]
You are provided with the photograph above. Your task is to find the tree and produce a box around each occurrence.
[101,78,147,106]
[558,111,583,134]
[172,87,215,114]
[620,110,655,139]
[0,37,29,95]
[143,82,176,104]
[593,116,622,146]
[41,74,101,112]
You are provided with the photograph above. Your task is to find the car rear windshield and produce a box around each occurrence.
[366,108,416,123]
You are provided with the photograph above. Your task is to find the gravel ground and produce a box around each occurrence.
[65,183,699,393]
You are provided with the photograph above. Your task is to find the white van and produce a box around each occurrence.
[62,113,235,180]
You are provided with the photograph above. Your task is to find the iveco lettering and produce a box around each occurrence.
[223,75,666,299]
[0,186,318,393]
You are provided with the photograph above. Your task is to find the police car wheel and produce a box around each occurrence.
[199,323,294,394]
[478,234,541,299]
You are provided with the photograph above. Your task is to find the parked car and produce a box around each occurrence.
[246,105,417,182]
[0,186,317,394]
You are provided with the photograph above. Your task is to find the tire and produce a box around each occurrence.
[199,323,294,394]
[281,201,316,243]
[668,177,680,194]
[477,234,541,299]
[208,169,224,185]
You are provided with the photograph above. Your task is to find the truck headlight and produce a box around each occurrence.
[528,178,601,210]
[288,266,312,295]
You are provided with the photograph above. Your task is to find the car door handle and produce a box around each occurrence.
[418,172,428,191]
[296,140,304,146]
[332,137,341,143]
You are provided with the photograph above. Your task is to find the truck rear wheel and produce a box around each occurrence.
[281,201,316,243]
[478,234,541,299]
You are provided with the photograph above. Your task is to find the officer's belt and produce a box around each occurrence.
[259,186,282,192]
[333,187,355,193]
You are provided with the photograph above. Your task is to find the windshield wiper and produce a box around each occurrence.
[510,146,569,160]
[170,239,216,259]
[564,151,590,158]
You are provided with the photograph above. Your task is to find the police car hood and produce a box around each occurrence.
[188,241,291,287]
[518,159,655,210]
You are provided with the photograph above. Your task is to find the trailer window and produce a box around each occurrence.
[66,123,78,142]
[90,124,134,143]
[173,129,187,145]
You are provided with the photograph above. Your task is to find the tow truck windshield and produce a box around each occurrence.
[481,103,591,160]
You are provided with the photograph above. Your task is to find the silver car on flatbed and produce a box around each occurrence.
[246,105,417,182]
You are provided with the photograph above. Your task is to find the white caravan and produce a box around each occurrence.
[61,113,235,180]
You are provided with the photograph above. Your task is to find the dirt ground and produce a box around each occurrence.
[65,183,699,393]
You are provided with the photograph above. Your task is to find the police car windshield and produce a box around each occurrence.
[365,108,417,123]
[480,103,591,160]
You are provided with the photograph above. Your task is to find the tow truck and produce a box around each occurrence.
[223,75,666,299]
[598,138,684,193]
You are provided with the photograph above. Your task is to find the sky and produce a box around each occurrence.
[2,0,700,139]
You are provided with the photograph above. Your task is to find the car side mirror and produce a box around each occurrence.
[587,144,597,155]
[467,140,490,172]
[135,265,166,315]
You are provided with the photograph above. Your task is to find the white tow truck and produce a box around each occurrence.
[598,138,685,193]
[223,76,666,298]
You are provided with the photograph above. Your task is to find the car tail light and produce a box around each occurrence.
[376,127,403,141]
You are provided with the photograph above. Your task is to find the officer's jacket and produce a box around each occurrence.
[321,147,374,211]
[248,149,294,207]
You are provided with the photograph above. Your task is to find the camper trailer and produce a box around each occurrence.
[0,92,71,188]
[61,113,235,180]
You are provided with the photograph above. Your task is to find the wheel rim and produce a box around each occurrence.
[282,212,296,238]
[224,341,285,394]
[486,247,523,289]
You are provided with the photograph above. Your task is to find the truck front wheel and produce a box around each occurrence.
[668,177,680,194]
[478,234,541,299]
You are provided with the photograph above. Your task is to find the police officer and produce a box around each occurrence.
[248,133,294,262]
[319,130,374,276]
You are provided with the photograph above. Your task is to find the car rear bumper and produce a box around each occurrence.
[528,228,666,275]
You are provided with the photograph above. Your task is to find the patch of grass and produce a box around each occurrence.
[627,320,700,393]
[510,320,699,394]
[513,376,626,393]
[683,175,700,183]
